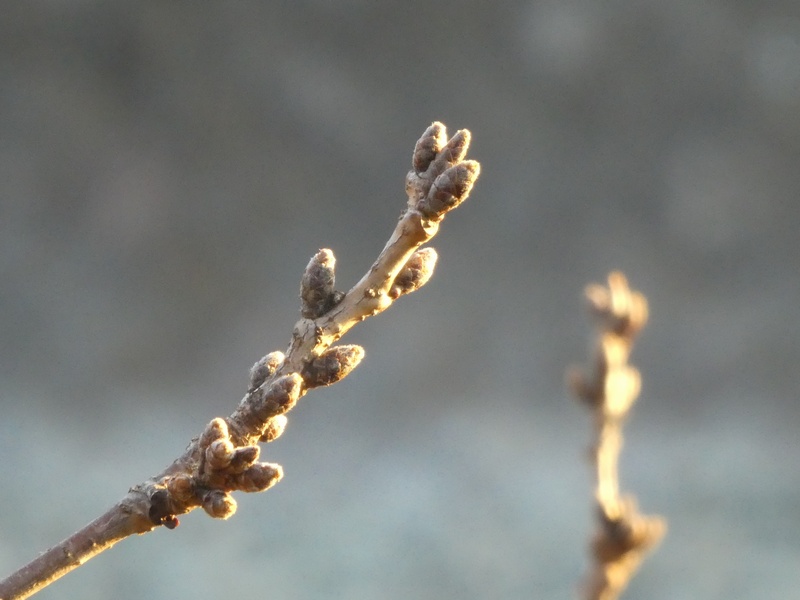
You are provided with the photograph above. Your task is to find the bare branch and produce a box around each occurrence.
[0,121,480,600]
[567,272,666,600]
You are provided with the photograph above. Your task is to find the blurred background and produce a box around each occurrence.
[1,2,798,598]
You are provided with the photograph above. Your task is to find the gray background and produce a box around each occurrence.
[1,2,799,598]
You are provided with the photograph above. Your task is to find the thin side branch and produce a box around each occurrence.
[0,121,480,600]
[567,272,666,600]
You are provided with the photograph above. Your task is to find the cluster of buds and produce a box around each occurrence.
[161,418,283,522]
[406,121,481,222]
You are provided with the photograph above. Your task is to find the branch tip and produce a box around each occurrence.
[406,123,480,221]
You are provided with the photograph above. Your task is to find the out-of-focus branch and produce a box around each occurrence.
[0,121,480,600]
[567,272,666,600]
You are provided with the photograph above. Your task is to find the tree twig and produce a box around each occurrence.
[567,272,666,600]
[0,121,480,600]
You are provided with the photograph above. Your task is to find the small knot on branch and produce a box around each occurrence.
[147,488,181,529]
[591,497,667,563]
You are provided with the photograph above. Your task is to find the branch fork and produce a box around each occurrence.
[0,121,480,600]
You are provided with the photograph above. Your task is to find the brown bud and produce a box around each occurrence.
[201,490,237,519]
[205,438,235,471]
[200,418,229,449]
[432,129,471,171]
[166,474,196,504]
[249,351,285,391]
[418,161,480,219]
[412,122,447,173]
[300,249,341,318]
[228,445,260,473]
[148,488,178,528]
[251,373,304,420]
[232,462,283,493]
[302,345,365,388]
[260,414,288,443]
[389,248,437,299]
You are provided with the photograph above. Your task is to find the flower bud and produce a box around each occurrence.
[418,161,480,219]
[389,248,437,299]
[200,418,229,449]
[232,462,283,493]
[251,373,304,420]
[412,122,447,173]
[434,129,471,169]
[249,351,285,391]
[260,414,288,443]
[201,490,237,519]
[228,445,260,473]
[166,473,196,503]
[205,438,235,471]
[302,345,365,388]
[300,249,341,318]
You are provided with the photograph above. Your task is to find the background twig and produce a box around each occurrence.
[568,272,666,600]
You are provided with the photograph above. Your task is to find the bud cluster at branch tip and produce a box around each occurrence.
[406,122,481,221]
